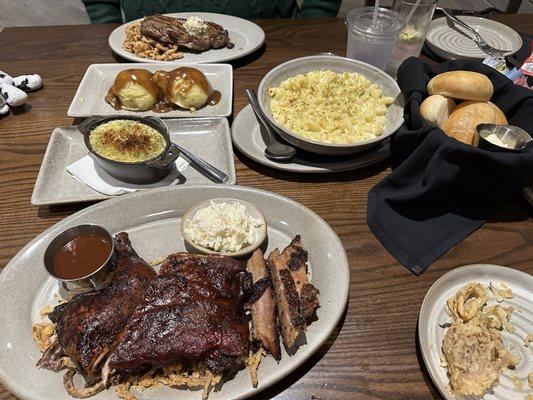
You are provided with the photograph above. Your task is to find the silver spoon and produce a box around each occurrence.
[245,89,296,161]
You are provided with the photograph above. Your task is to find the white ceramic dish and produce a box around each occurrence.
[232,104,391,173]
[181,198,267,257]
[67,63,233,118]
[419,264,533,400]
[0,184,350,400]
[257,55,404,155]
[31,118,236,206]
[108,12,265,64]
[426,16,522,60]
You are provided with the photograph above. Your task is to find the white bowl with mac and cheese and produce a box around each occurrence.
[258,55,404,155]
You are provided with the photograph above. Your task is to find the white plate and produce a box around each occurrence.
[231,104,390,173]
[0,185,349,400]
[426,16,522,60]
[31,118,236,206]
[68,63,233,118]
[108,12,265,64]
[419,264,533,400]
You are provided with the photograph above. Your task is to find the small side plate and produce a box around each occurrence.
[31,118,236,206]
[426,16,522,60]
[418,264,533,400]
[67,63,233,118]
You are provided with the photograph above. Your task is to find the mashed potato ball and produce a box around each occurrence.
[169,76,209,110]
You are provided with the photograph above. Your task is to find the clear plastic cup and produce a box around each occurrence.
[386,0,437,76]
[345,7,406,71]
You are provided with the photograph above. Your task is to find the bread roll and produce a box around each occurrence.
[443,101,508,146]
[487,102,508,125]
[420,94,456,128]
[427,71,493,102]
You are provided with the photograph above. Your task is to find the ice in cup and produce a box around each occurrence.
[345,7,405,71]
[386,0,437,76]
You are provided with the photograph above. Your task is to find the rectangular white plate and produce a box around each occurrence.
[31,118,236,206]
[67,63,233,118]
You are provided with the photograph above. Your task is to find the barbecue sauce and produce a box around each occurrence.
[105,69,159,111]
[52,234,112,279]
[105,68,221,113]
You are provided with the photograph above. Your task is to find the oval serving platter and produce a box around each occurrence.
[0,185,349,400]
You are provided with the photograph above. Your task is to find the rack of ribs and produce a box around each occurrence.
[40,234,252,382]
[268,236,319,349]
[107,253,252,376]
[44,232,157,378]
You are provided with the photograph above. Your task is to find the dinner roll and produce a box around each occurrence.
[443,101,508,146]
[420,94,456,128]
[427,71,493,102]
[487,102,508,125]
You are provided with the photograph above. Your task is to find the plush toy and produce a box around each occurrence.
[0,70,43,116]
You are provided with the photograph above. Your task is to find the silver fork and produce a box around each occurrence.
[440,8,510,58]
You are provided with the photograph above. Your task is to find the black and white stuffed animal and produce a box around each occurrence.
[0,70,43,116]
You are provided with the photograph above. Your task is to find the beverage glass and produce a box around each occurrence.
[345,7,405,71]
[386,0,437,76]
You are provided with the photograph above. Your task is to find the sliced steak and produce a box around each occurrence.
[246,249,281,360]
[268,249,305,349]
[282,236,319,323]
[267,237,319,349]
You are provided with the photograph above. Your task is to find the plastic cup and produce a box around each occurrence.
[386,0,437,76]
[345,7,406,71]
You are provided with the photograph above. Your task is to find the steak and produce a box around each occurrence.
[107,253,252,375]
[140,15,234,52]
[46,233,156,377]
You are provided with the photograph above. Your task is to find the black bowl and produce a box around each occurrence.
[78,115,180,184]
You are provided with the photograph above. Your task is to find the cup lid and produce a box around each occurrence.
[345,7,406,39]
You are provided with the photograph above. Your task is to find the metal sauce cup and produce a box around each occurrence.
[44,224,116,291]
[476,123,533,153]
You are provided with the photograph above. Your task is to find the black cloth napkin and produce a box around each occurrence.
[367,57,533,275]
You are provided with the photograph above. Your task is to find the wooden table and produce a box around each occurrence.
[1,14,532,400]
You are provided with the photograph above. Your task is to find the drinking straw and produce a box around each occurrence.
[372,0,380,27]
[405,0,422,26]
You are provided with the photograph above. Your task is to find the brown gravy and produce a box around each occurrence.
[105,67,221,113]
[52,233,112,279]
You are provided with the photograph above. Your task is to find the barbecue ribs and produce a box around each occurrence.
[38,232,320,397]
[46,232,156,378]
[108,253,252,375]
[41,234,252,381]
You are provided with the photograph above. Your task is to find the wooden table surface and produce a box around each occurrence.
[1,14,532,400]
